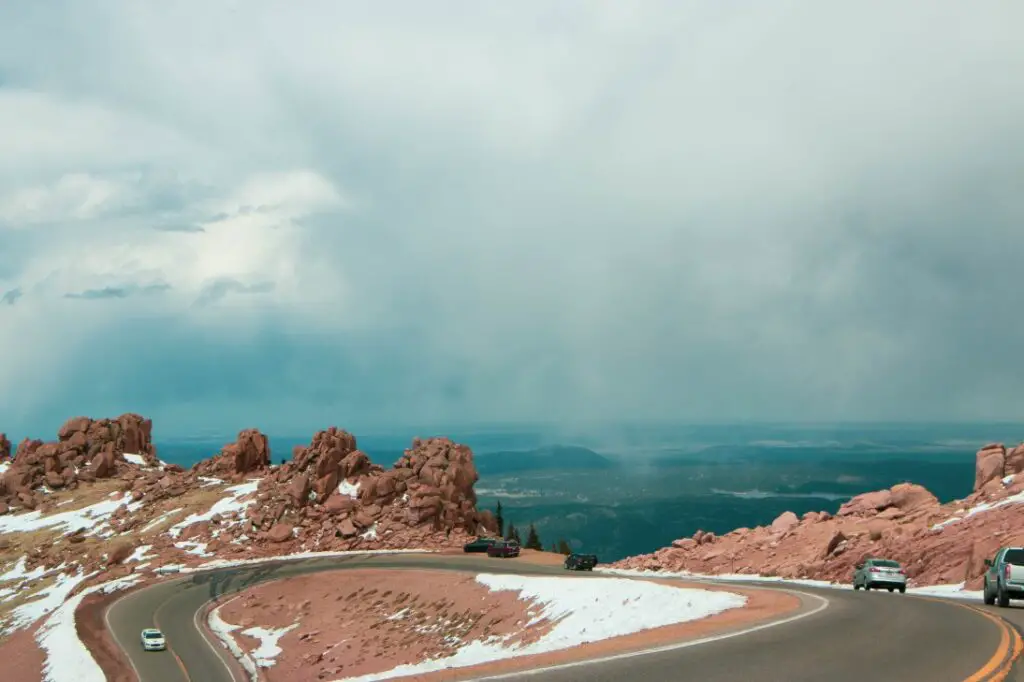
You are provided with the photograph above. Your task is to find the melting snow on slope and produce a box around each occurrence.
[36,575,140,682]
[0,492,143,536]
[0,461,9,476]
[126,545,156,563]
[333,574,746,681]
[244,624,300,667]
[209,603,260,679]
[6,570,90,633]
[931,488,1024,531]
[166,480,261,538]
[0,556,49,583]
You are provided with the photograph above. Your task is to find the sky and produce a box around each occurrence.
[1,1,1023,439]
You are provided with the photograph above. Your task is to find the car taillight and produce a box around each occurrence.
[870,567,880,573]
[1006,564,1012,581]
[898,569,906,575]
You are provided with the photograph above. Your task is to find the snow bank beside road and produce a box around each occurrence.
[36,575,140,682]
[597,567,984,600]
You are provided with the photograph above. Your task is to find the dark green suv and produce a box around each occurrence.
[463,537,499,553]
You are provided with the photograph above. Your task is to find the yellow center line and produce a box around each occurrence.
[954,604,1018,682]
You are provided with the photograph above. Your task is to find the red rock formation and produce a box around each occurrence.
[975,443,1007,491]
[194,428,272,477]
[613,445,1024,590]
[228,430,492,554]
[0,413,163,510]
[0,416,494,574]
[0,433,10,461]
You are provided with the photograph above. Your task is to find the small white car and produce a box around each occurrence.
[140,628,166,651]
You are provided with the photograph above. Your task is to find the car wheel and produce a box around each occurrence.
[854,581,861,590]
[898,586,905,594]
[864,583,871,591]
[998,585,1010,608]
[888,587,894,593]
[984,580,996,605]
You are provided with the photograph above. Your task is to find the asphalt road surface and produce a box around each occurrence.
[106,554,1023,682]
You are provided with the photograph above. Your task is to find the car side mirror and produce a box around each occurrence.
[854,564,863,570]
[984,559,992,567]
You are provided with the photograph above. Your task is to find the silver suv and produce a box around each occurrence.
[853,558,907,593]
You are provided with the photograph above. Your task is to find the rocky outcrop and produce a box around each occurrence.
[0,415,495,585]
[975,443,1007,491]
[194,428,272,477]
[234,431,492,554]
[0,433,10,461]
[0,413,163,509]
[613,449,1024,590]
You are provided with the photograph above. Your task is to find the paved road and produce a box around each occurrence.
[107,555,1022,682]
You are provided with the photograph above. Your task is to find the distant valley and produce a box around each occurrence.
[155,422,1018,563]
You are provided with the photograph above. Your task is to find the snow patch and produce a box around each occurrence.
[174,541,212,557]
[126,545,155,563]
[209,603,260,680]
[166,480,260,538]
[243,623,299,668]
[333,573,745,681]
[122,453,147,467]
[0,461,9,476]
[0,556,48,583]
[0,492,143,536]
[338,479,360,498]
[930,490,1024,530]
[360,523,378,540]
[6,570,91,633]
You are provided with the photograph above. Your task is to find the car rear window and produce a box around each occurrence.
[1004,549,1024,565]
[871,560,900,568]
[144,632,162,638]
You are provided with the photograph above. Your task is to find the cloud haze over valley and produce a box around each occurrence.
[1,2,1022,436]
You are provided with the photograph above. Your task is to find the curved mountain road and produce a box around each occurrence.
[106,554,1023,682]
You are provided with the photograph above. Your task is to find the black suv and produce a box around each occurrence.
[463,537,499,553]
[564,553,598,571]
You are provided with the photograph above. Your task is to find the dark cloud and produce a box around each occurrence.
[193,278,275,307]
[64,283,172,300]
[1,288,21,305]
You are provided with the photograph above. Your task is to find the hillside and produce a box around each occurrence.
[613,442,1024,589]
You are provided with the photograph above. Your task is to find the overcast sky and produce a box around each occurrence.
[1,2,1023,438]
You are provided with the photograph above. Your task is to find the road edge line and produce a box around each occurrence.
[193,594,249,682]
[466,587,829,681]
[103,594,145,682]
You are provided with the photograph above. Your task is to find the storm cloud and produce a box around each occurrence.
[0,1,1022,436]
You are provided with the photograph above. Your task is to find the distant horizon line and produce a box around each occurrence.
[149,418,1024,442]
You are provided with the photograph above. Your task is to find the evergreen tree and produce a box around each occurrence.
[495,501,504,538]
[512,526,522,545]
[505,522,516,542]
[525,523,543,551]
[557,538,572,555]
[549,543,558,553]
